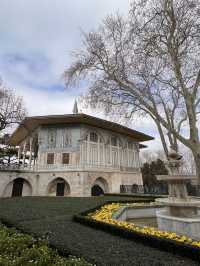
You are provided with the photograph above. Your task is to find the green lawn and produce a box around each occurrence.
[0,196,199,266]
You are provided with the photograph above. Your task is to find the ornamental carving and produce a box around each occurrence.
[48,129,57,148]
[62,129,72,147]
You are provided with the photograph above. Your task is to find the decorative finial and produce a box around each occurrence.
[73,99,78,114]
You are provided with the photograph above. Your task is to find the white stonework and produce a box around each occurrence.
[0,114,152,197]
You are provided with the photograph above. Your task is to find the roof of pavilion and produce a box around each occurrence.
[9,113,154,146]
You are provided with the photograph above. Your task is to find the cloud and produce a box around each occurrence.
[0,0,130,73]
[0,0,131,109]
[13,86,75,116]
[0,0,130,92]
[0,0,163,151]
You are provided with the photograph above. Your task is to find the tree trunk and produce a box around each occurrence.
[192,148,200,185]
[155,119,168,158]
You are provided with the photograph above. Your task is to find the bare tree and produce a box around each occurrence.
[0,83,26,132]
[141,150,166,163]
[65,0,200,182]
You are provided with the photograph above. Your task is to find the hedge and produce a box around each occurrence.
[0,197,198,266]
[74,204,200,262]
[104,193,163,199]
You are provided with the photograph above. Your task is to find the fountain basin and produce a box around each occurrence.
[156,198,200,217]
[157,209,200,240]
[113,204,200,240]
[156,198,200,207]
[156,175,196,181]
[112,204,164,225]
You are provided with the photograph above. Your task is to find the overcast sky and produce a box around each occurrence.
[0,0,161,150]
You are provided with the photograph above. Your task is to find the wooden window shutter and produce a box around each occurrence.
[47,153,54,164]
[62,153,70,164]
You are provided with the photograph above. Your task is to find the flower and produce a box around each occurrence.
[88,203,200,248]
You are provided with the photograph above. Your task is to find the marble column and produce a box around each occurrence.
[97,139,100,165]
[102,144,105,166]
[86,141,90,166]
[22,140,27,167]
[29,137,33,168]
[117,145,120,168]
[18,145,22,164]
[127,146,129,167]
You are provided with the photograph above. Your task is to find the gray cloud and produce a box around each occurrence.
[0,0,161,150]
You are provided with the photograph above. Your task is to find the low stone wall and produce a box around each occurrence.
[113,205,164,221]
[157,209,200,240]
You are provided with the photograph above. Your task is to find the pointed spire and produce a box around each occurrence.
[73,99,78,114]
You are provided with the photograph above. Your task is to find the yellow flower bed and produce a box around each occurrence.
[88,203,200,248]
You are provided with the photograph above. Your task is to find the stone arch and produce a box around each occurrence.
[3,177,32,197]
[91,177,109,196]
[47,177,70,196]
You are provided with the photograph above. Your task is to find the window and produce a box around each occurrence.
[134,143,138,151]
[62,153,70,164]
[110,136,118,146]
[47,153,54,164]
[128,141,133,149]
[86,131,103,143]
[90,132,98,142]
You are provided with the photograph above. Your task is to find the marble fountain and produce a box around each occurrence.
[155,149,200,240]
[114,149,200,240]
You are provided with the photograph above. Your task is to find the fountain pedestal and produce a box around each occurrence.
[156,151,200,240]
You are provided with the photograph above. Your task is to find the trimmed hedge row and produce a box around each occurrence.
[74,204,200,262]
[1,197,198,265]
[104,192,166,199]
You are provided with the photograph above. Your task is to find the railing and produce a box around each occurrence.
[120,184,168,195]
[0,162,140,172]
[0,164,35,171]
[36,163,121,171]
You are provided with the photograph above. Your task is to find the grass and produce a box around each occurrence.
[0,196,199,266]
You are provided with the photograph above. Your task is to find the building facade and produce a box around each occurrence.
[0,113,153,197]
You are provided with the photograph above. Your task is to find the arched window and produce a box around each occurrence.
[90,132,98,142]
[111,136,117,146]
[127,141,133,149]
[127,141,137,150]
[86,132,103,143]
[110,136,122,146]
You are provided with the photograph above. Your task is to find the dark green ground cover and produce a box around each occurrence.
[0,222,91,266]
[0,196,199,266]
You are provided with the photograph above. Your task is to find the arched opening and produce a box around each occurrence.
[12,178,24,197]
[2,178,32,197]
[48,178,70,197]
[91,185,104,196]
[91,177,109,196]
